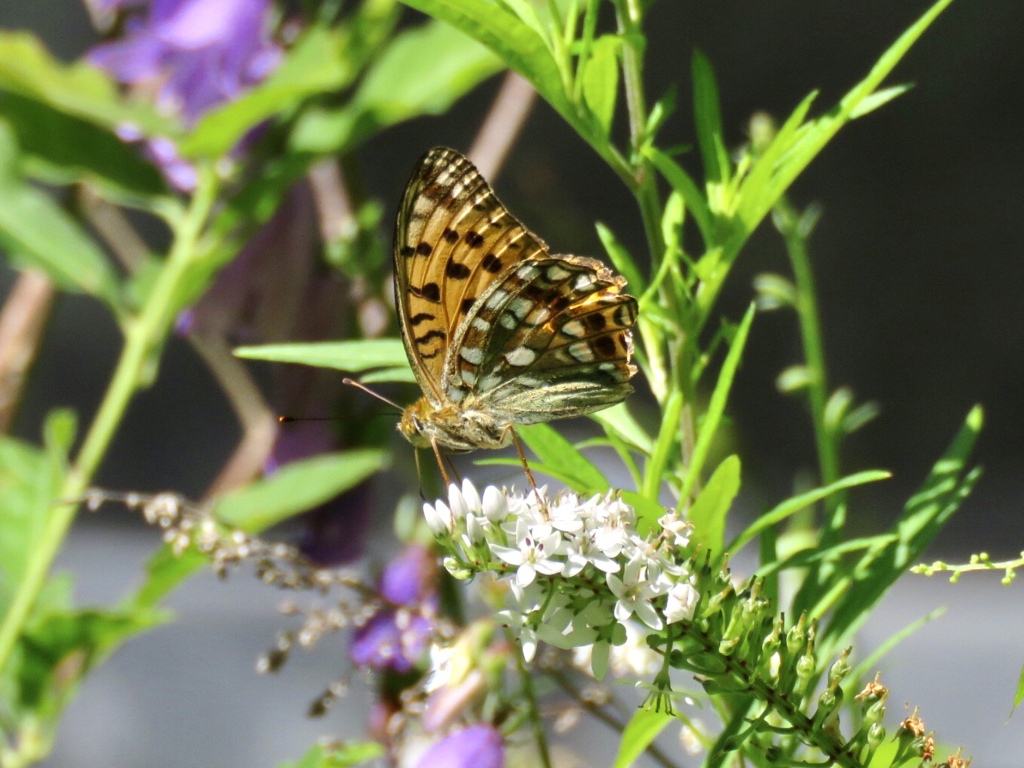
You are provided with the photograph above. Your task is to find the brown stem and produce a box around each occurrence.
[78,186,149,272]
[188,332,278,499]
[0,269,56,433]
[468,71,537,182]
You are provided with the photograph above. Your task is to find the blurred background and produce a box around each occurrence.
[2,0,1023,765]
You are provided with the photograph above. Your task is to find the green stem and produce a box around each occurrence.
[775,198,842,524]
[511,632,552,768]
[0,169,219,673]
[615,0,700,503]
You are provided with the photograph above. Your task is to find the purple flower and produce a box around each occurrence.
[350,546,439,672]
[413,725,504,768]
[88,0,281,188]
[89,0,281,124]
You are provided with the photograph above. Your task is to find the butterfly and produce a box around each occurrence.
[393,147,638,474]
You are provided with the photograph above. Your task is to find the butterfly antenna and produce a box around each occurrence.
[342,377,404,413]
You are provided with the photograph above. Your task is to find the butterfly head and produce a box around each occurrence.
[398,397,434,449]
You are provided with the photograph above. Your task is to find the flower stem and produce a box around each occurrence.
[774,197,844,532]
[0,169,219,673]
[510,630,552,768]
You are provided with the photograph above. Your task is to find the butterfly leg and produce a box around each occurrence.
[429,437,456,487]
[503,425,544,497]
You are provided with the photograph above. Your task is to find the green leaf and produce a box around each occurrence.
[215,449,388,530]
[1013,663,1024,717]
[0,94,167,202]
[590,402,652,454]
[849,83,913,119]
[730,0,955,261]
[679,303,755,502]
[3,603,165,767]
[688,454,740,559]
[0,30,173,136]
[691,50,730,192]
[620,490,669,538]
[132,449,388,609]
[730,469,891,556]
[816,405,983,645]
[580,35,620,139]
[614,706,674,768]
[595,222,645,296]
[0,125,122,308]
[234,339,410,374]
[291,20,502,154]
[278,740,384,768]
[183,26,363,157]
[359,366,417,384]
[397,0,571,123]
[18,606,166,714]
[645,146,713,246]
[515,423,609,494]
[0,426,70,613]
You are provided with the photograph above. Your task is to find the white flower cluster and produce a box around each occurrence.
[423,481,700,677]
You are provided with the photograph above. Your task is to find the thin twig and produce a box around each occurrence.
[308,159,355,244]
[78,186,149,272]
[188,332,279,500]
[0,269,55,432]
[469,71,537,182]
[509,631,553,768]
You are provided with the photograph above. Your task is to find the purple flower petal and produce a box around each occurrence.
[413,725,504,768]
[350,610,432,673]
[87,31,166,82]
[380,546,435,606]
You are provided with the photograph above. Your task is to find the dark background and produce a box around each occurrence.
[2,1,1023,766]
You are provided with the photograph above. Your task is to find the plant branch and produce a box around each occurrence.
[0,168,220,673]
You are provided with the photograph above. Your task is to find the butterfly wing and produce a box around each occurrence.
[444,253,637,420]
[394,147,549,405]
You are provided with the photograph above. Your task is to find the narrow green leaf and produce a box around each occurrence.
[1013,664,1024,716]
[679,303,755,502]
[728,90,817,238]
[728,469,891,556]
[0,30,173,136]
[359,366,417,384]
[688,454,740,559]
[691,50,729,189]
[516,423,609,494]
[644,147,713,246]
[0,125,122,307]
[614,706,674,768]
[733,0,955,254]
[849,83,913,119]
[291,20,502,154]
[215,449,388,530]
[590,402,653,454]
[234,339,410,373]
[817,405,983,643]
[595,222,645,296]
[850,605,944,685]
[581,35,620,139]
[642,388,682,500]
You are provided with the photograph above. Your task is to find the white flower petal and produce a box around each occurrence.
[482,485,508,521]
